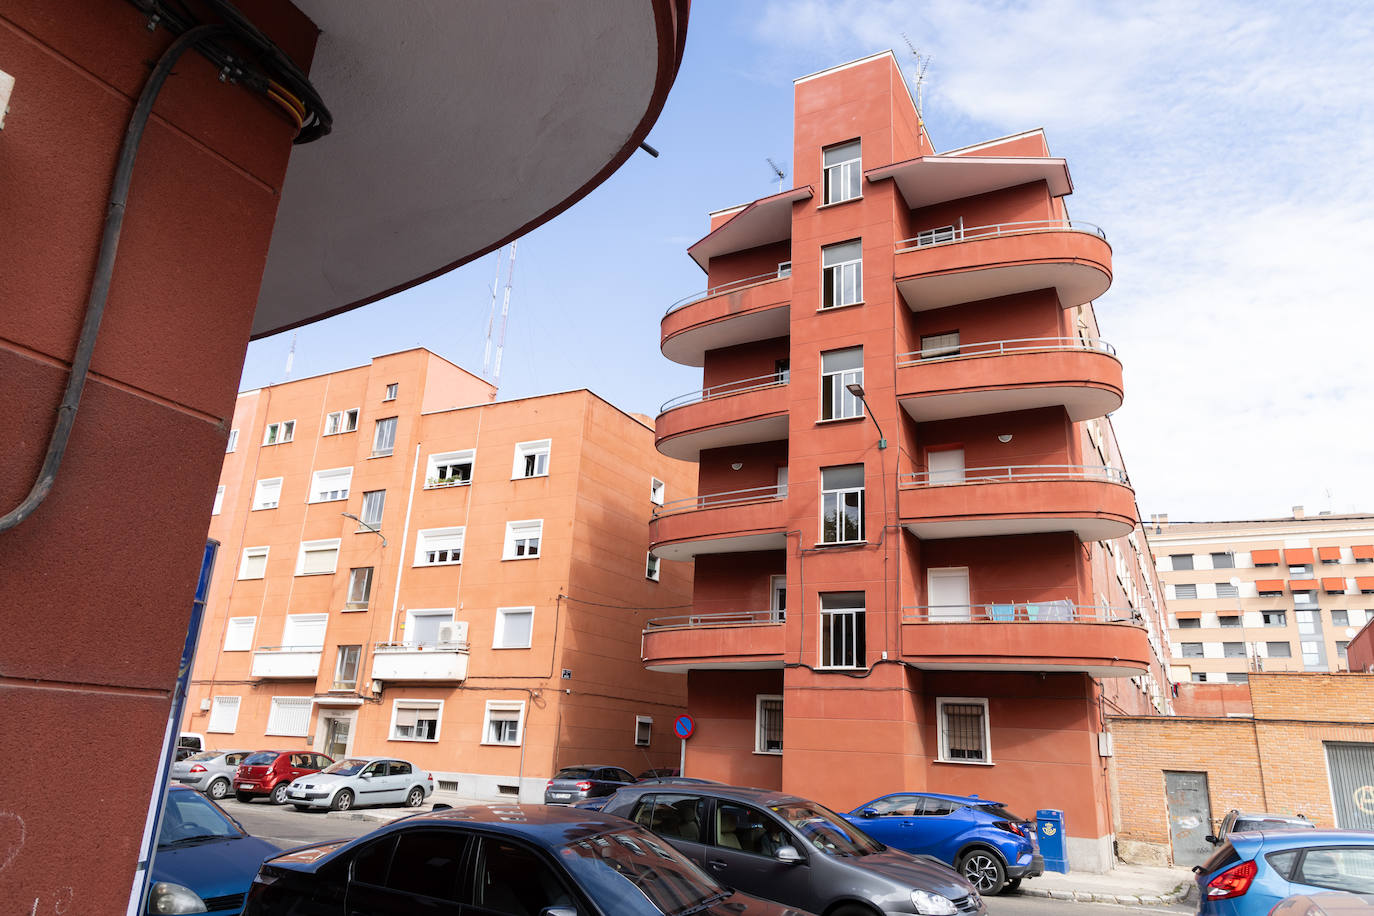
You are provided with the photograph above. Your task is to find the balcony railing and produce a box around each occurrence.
[901,464,1129,488]
[895,218,1106,255]
[666,266,791,316]
[645,610,785,629]
[653,484,785,519]
[660,372,789,413]
[251,644,323,678]
[896,336,1115,367]
[374,640,470,653]
[902,603,1141,624]
[370,640,470,682]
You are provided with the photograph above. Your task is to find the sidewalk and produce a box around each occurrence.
[1017,863,1196,907]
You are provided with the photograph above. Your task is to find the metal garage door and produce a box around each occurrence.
[1164,771,1214,865]
[1326,742,1374,829]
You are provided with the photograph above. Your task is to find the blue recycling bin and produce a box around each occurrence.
[1037,809,1069,873]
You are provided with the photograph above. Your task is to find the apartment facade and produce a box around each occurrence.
[643,52,1171,871]
[185,349,695,800]
[1150,512,1374,681]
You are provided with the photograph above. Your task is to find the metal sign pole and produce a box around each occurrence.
[680,738,686,777]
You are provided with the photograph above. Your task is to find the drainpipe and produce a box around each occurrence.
[388,442,422,642]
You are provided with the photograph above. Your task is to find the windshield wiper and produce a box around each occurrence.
[160,834,234,848]
[675,891,731,916]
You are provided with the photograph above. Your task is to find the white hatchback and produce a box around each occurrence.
[285,757,434,812]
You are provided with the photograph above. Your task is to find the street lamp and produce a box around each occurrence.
[342,511,387,547]
[845,382,887,449]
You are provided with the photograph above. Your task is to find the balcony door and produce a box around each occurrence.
[928,448,965,485]
[927,568,971,621]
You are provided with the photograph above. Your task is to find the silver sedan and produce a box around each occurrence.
[284,757,434,812]
[169,749,252,799]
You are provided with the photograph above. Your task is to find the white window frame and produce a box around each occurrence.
[817,591,865,668]
[295,538,341,576]
[358,489,386,529]
[384,383,398,401]
[820,465,865,545]
[512,439,551,479]
[820,347,863,420]
[323,408,359,436]
[426,449,476,488]
[503,519,543,560]
[265,697,312,737]
[936,696,992,765]
[252,477,282,511]
[223,616,256,652]
[212,485,225,516]
[822,139,861,205]
[238,546,269,580]
[333,645,362,690]
[226,429,239,453]
[755,694,783,754]
[345,567,374,610]
[635,715,653,748]
[388,699,443,742]
[414,527,465,566]
[820,240,862,309]
[482,700,526,746]
[372,417,397,457]
[403,608,456,647]
[263,420,295,445]
[650,477,666,506]
[646,553,660,582]
[309,467,353,503]
[493,607,534,649]
[916,219,964,246]
[281,613,329,650]
[207,696,241,733]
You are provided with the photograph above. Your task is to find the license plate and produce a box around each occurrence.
[239,783,253,789]
[551,793,570,799]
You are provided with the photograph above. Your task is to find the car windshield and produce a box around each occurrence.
[323,759,371,776]
[769,801,884,857]
[157,792,242,847]
[243,752,278,765]
[183,750,221,763]
[559,828,726,915]
[555,768,597,780]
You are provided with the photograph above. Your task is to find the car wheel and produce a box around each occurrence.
[958,848,1007,895]
[270,783,289,805]
[331,789,354,812]
[234,790,252,803]
[293,804,312,812]
[207,778,230,800]
[1004,877,1023,893]
[406,787,425,808]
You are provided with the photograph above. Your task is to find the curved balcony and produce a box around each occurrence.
[900,604,1150,677]
[899,464,1136,541]
[650,485,788,561]
[662,271,792,367]
[896,337,1123,422]
[642,611,786,673]
[657,373,790,461]
[893,220,1111,311]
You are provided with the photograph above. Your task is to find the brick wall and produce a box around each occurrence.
[1249,672,1374,721]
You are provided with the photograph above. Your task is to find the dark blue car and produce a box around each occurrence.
[1194,828,1374,915]
[146,784,280,914]
[842,792,1041,895]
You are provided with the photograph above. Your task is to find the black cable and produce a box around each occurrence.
[0,24,228,534]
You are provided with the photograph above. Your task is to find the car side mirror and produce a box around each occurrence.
[775,846,803,864]
[859,808,878,818]
[1204,834,1217,845]
[360,772,372,780]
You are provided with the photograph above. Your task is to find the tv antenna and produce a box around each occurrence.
[765,157,786,193]
[901,34,932,116]
[482,241,517,399]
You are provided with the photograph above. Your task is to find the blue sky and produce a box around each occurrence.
[242,0,1374,521]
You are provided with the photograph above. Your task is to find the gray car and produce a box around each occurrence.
[284,756,433,811]
[603,784,985,915]
[169,749,252,800]
[1207,809,1315,846]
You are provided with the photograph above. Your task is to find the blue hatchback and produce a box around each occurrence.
[842,792,1041,895]
[1195,829,1374,915]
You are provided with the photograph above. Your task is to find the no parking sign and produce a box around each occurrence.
[674,715,695,740]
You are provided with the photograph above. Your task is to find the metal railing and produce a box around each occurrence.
[901,463,1130,488]
[666,267,791,316]
[660,372,788,413]
[373,640,470,653]
[895,218,1106,254]
[902,603,1141,625]
[253,644,325,654]
[653,484,785,518]
[646,610,786,630]
[896,336,1115,367]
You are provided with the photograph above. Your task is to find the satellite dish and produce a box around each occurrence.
[1229,577,1242,588]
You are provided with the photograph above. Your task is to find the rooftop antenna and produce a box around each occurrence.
[765,157,786,193]
[283,332,297,379]
[901,34,932,117]
[482,241,517,399]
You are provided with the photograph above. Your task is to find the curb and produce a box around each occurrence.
[1018,880,1192,907]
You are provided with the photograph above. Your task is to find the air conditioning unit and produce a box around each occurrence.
[436,622,457,644]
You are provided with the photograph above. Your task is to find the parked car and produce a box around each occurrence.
[1194,829,1374,915]
[544,763,637,805]
[603,783,986,915]
[1269,891,1374,914]
[1208,810,1315,846]
[569,777,723,813]
[148,783,280,914]
[638,767,680,780]
[843,792,1043,895]
[170,749,251,800]
[234,750,333,804]
[174,731,206,763]
[285,757,434,811]
[242,803,814,916]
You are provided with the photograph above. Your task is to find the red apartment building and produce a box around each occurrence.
[643,52,1171,871]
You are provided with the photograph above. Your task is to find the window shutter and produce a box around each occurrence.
[266,698,312,736]
[282,614,328,649]
[301,544,338,575]
[224,617,256,651]
[208,696,240,733]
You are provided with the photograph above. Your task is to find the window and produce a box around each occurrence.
[1219,615,1241,628]
[1332,609,1349,627]
[414,527,464,566]
[1292,847,1374,892]
[777,261,792,278]
[775,358,790,383]
[296,538,340,576]
[223,616,256,651]
[281,613,328,649]
[1302,640,1321,666]
[646,553,660,581]
[226,429,238,453]
[1174,583,1198,600]
[1190,672,1206,682]
[390,700,442,741]
[357,490,386,530]
[916,222,962,246]
[937,697,990,763]
[238,546,269,579]
[252,477,282,510]
[483,701,525,746]
[212,486,225,515]
[512,439,551,479]
[334,645,361,690]
[1266,641,1292,658]
[1215,582,1239,599]
[345,567,374,609]
[820,347,863,419]
[1181,643,1204,658]
[309,467,353,503]
[263,420,295,445]
[756,695,782,754]
[266,697,312,737]
[1263,611,1287,627]
[1290,564,1314,577]
[920,332,960,358]
[1227,673,1249,684]
[821,240,862,308]
[1177,618,1201,629]
[650,477,665,506]
[503,519,542,559]
[819,591,865,668]
[372,417,397,457]
[1295,590,1316,605]
[1170,554,1195,571]
[1223,642,1246,658]
[425,449,474,488]
[1211,552,1235,568]
[822,139,861,204]
[493,607,533,649]
[384,383,398,401]
[404,609,455,646]
[323,408,359,435]
[820,465,864,544]
[207,696,240,733]
[635,716,653,747]
[1338,641,1350,659]
[631,794,709,843]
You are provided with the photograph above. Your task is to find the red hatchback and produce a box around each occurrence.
[235,751,333,804]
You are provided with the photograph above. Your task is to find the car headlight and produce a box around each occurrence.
[148,881,208,914]
[910,889,958,915]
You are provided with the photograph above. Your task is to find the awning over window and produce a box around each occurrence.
[1319,546,1342,562]
[1358,577,1374,593]
[1173,610,1202,619]
[1251,549,1281,566]
[1321,577,1347,593]
[1288,579,1318,592]
[1285,548,1315,565]
[1255,579,1285,594]
[1353,545,1374,560]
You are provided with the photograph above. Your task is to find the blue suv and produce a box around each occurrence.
[1194,829,1374,914]
[842,792,1041,895]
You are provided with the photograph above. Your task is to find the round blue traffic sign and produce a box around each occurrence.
[674,715,695,740]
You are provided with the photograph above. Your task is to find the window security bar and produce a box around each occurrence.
[896,336,1116,366]
[895,218,1107,254]
[653,484,784,518]
[644,610,785,630]
[666,266,793,316]
[660,371,790,413]
[901,603,1142,624]
[900,464,1130,487]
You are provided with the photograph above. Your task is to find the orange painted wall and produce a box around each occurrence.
[706,241,793,289]
[685,669,785,788]
[692,552,786,612]
[702,337,790,390]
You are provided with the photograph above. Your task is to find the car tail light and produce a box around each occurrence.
[576,781,593,791]
[547,780,555,789]
[428,773,434,782]
[994,821,1026,837]
[189,764,206,773]
[1205,860,1257,899]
